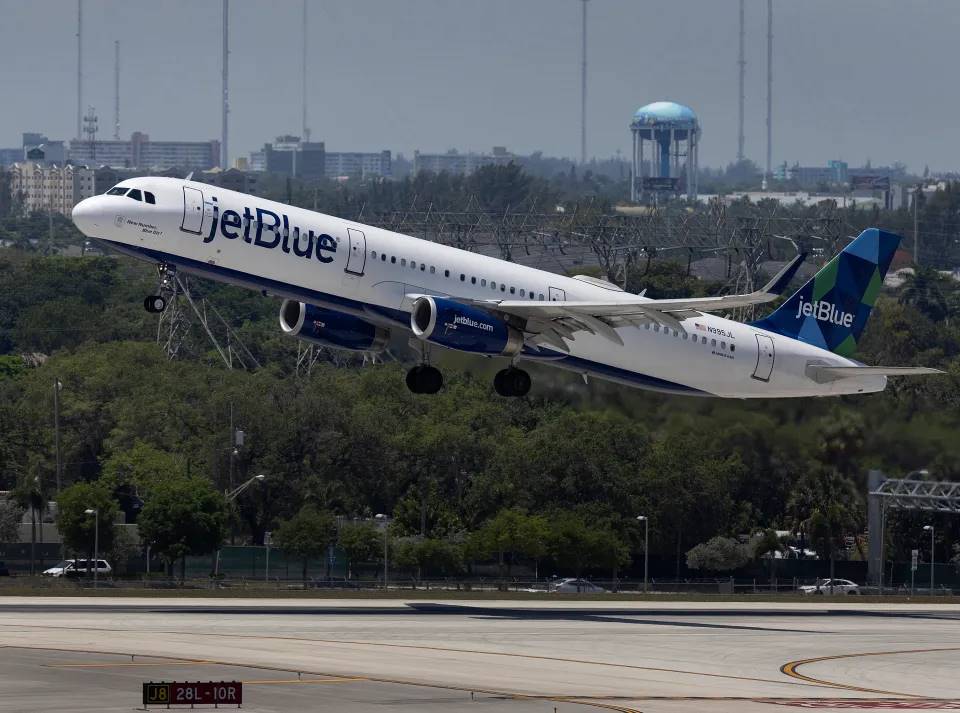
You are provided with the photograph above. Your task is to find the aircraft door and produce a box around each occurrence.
[181,186,204,234]
[345,228,367,276]
[752,334,775,381]
[548,286,566,301]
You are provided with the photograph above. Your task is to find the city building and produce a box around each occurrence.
[9,162,96,215]
[67,132,220,171]
[21,132,67,165]
[0,148,21,166]
[260,136,325,179]
[413,147,515,176]
[325,150,392,179]
[195,167,260,195]
[630,101,700,202]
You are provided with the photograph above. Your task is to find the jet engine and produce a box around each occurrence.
[410,296,523,356]
[279,300,389,353]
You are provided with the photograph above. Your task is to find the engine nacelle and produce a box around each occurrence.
[411,296,524,356]
[279,300,389,353]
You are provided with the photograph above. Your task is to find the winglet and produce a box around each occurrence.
[760,253,806,296]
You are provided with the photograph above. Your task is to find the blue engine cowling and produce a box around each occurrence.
[411,296,524,356]
[279,300,390,352]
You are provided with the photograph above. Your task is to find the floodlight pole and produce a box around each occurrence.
[923,525,934,595]
[376,514,390,590]
[85,508,98,590]
[637,515,649,594]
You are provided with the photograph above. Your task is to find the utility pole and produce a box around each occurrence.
[913,184,921,265]
[76,0,83,140]
[113,40,120,140]
[765,0,773,188]
[302,0,310,142]
[580,0,588,165]
[737,0,745,162]
[221,0,229,168]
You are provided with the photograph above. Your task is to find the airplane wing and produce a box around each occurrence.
[806,364,944,383]
[458,253,806,351]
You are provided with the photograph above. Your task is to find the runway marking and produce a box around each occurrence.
[781,648,960,699]
[243,676,364,685]
[0,622,824,691]
[2,645,642,713]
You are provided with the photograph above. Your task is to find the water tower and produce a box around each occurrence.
[630,101,700,202]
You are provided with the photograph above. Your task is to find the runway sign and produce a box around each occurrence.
[143,681,242,707]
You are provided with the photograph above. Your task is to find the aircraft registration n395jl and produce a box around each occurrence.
[72,177,940,398]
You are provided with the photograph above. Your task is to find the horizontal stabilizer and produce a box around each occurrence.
[806,364,944,383]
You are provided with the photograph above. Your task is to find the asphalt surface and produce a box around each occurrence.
[1,597,958,712]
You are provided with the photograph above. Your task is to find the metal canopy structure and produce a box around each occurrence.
[870,478,960,514]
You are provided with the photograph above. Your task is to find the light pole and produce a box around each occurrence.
[636,515,649,594]
[216,474,266,578]
[923,525,934,595]
[375,514,390,590]
[84,508,98,590]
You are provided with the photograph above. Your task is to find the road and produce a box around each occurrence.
[0,598,958,712]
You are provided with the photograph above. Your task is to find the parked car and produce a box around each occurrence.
[42,559,112,578]
[798,578,860,595]
[548,578,608,594]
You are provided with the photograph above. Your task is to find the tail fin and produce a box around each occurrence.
[751,228,901,356]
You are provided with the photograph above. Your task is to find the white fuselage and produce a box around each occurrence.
[71,177,886,398]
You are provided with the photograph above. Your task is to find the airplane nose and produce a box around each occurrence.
[71,197,101,236]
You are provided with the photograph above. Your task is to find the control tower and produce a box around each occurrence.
[630,101,700,202]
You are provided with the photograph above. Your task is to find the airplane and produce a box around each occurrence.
[71,177,941,398]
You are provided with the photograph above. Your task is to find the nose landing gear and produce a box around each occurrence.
[143,263,176,313]
[494,367,531,397]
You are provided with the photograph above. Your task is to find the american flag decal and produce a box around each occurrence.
[695,323,706,331]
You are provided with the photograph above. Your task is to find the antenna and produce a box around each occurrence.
[765,0,773,187]
[83,106,98,161]
[737,0,745,162]
[302,0,310,142]
[76,0,83,140]
[580,0,588,165]
[113,40,120,140]
[221,0,229,168]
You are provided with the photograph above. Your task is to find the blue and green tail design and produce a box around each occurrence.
[751,228,900,356]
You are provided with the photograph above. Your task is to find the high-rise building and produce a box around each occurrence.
[67,132,220,171]
[261,136,325,179]
[413,147,514,176]
[9,162,96,215]
[324,150,391,179]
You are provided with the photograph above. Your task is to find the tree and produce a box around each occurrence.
[273,506,337,582]
[56,482,120,562]
[338,521,382,579]
[805,505,854,591]
[686,536,750,573]
[138,478,227,581]
[0,499,22,542]
[469,508,550,576]
[899,268,950,323]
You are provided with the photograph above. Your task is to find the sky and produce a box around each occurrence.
[0,0,957,172]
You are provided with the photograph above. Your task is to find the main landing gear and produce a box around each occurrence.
[494,367,531,398]
[406,364,443,394]
[143,263,176,314]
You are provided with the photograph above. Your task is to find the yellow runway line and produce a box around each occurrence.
[243,677,364,685]
[780,647,960,698]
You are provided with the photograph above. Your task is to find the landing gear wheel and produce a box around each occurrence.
[494,367,531,397]
[406,365,443,394]
[143,295,167,313]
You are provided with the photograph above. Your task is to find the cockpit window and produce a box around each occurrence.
[106,187,128,196]
[127,189,142,201]
[144,192,156,204]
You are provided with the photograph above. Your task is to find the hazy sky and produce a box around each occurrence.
[1,1,956,171]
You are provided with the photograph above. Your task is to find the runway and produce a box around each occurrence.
[0,598,958,712]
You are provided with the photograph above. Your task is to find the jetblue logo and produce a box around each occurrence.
[795,296,853,327]
[451,315,494,332]
[203,199,336,264]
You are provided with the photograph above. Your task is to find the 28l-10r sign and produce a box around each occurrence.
[143,681,242,707]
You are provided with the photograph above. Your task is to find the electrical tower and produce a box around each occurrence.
[113,40,120,140]
[737,0,745,162]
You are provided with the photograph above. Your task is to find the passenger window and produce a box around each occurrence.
[127,188,142,201]
[711,339,717,347]
[444,269,449,277]
[430,266,435,274]
[106,186,127,196]
[411,261,417,270]
[372,251,377,259]
[471,277,477,284]
[645,323,650,330]
[401,258,406,267]
[420,264,425,271]
[144,191,156,204]
[519,289,525,297]
[491,282,497,290]
[510,287,515,294]
[381,254,387,262]
[654,325,660,333]
[391,256,396,264]
[721,341,726,349]
[701,336,707,344]
[730,344,736,352]
[501,284,506,292]
[481,279,487,287]
[682,333,688,340]
[460,274,465,281]
[538,294,544,300]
